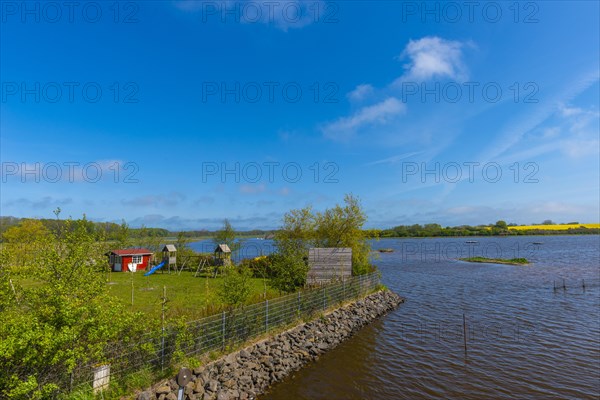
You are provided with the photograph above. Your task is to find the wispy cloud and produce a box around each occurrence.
[4,196,73,210]
[366,151,424,166]
[320,97,406,141]
[122,192,186,207]
[479,69,600,162]
[347,84,375,102]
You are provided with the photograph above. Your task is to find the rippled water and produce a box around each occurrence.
[260,235,600,400]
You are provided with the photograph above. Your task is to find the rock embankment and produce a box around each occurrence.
[137,290,404,400]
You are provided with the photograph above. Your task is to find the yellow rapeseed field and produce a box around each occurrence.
[509,223,600,231]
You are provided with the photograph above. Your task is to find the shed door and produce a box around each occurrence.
[114,256,122,272]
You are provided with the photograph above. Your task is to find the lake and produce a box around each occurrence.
[209,236,600,399]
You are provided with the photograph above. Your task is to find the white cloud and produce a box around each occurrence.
[558,104,584,117]
[321,97,406,141]
[320,36,470,143]
[347,84,375,102]
[399,36,469,82]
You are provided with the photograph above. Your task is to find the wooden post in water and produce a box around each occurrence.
[563,279,566,291]
[553,280,556,292]
[582,279,586,292]
[462,314,468,360]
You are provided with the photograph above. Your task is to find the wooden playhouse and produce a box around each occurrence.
[106,248,153,272]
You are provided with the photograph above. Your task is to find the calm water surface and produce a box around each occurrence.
[256,235,600,399]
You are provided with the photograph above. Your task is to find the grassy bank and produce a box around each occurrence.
[459,257,530,266]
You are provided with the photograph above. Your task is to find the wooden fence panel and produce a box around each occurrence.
[307,247,352,284]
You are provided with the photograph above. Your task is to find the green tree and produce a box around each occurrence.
[0,218,147,399]
[2,219,52,267]
[495,220,508,229]
[271,194,373,292]
[115,219,130,249]
[213,219,241,255]
[314,194,372,275]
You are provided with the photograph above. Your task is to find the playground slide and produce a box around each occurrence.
[144,261,166,276]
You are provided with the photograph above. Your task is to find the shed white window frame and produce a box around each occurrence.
[132,255,143,264]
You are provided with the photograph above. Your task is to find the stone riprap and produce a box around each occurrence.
[136,290,404,400]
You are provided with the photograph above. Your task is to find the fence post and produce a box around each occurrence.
[265,299,269,334]
[322,286,326,310]
[161,286,166,372]
[343,278,346,300]
[297,291,301,316]
[222,311,226,351]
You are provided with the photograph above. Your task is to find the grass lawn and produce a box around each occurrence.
[105,270,278,320]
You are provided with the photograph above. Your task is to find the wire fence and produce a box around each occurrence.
[71,272,381,394]
[551,277,600,294]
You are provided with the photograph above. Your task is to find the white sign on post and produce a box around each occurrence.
[93,364,110,394]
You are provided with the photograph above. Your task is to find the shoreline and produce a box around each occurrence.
[135,290,404,400]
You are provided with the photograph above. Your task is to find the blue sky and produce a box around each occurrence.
[1,1,599,230]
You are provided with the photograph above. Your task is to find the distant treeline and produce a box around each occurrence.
[1,217,597,242]
[368,223,599,238]
[0,216,273,242]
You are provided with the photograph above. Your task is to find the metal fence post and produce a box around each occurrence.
[222,311,226,351]
[297,291,301,316]
[343,278,346,301]
[161,286,166,372]
[322,286,326,310]
[265,299,269,333]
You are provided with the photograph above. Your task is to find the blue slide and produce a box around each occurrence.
[144,261,166,276]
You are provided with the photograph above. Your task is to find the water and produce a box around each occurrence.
[255,235,600,399]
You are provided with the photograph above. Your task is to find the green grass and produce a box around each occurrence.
[459,257,530,265]
[105,270,277,320]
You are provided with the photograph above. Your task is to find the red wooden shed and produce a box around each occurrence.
[106,248,153,272]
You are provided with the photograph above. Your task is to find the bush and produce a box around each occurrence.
[217,265,252,307]
[269,252,309,294]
